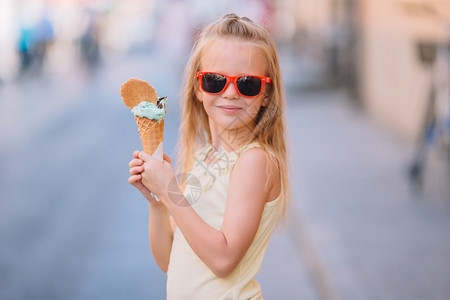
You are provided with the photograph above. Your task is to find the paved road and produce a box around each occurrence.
[285,87,450,299]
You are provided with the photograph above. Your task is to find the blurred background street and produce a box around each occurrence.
[1,0,450,299]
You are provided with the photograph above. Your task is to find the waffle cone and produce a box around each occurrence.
[136,116,164,155]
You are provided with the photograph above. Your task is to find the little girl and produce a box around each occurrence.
[128,14,290,299]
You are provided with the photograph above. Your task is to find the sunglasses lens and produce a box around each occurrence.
[236,76,262,97]
[202,73,227,94]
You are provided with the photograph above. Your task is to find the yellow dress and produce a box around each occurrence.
[166,142,283,300]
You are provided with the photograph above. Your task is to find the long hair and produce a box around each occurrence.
[177,13,291,218]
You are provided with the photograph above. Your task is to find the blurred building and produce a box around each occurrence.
[359,0,450,143]
[280,0,450,143]
[275,0,359,95]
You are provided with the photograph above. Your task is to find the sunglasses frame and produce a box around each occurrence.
[197,72,272,98]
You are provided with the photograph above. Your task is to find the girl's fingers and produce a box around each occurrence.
[133,150,141,159]
[129,166,144,175]
[128,175,157,204]
[129,158,144,167]
[138,151,153,162]
[128,174,142,184]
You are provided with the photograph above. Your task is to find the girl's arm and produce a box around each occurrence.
[147,203,174,272]
[129,152,175,272]
[139,148,279,278]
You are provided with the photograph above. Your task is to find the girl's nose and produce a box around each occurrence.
[222,81,240,100]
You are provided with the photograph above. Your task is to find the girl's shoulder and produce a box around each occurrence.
[236,142,266,164]
[233,142,281,201]
[236,142,276,166]
[235,143,275,174]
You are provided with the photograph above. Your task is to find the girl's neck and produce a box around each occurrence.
[210,124,255,153]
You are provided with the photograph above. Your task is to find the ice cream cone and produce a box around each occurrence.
[136,117,164,160]
[121,78,168,202]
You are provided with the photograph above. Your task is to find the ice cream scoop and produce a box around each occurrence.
[131,97,168,123]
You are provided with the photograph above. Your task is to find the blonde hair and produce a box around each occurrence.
[177,13,290,217]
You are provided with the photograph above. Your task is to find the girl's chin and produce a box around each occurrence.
[209,115,255,133]
[218,121,254,134]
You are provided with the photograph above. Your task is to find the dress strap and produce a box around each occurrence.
[237,141,261,156]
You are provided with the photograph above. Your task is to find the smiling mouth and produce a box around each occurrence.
[218,105,242,113]
[218,105,241,109]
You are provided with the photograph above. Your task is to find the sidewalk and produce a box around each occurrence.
[285,88,450,299]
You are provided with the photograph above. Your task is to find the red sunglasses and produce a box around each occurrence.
[197,72,272,98]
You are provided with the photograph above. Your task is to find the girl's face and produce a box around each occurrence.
[196,38,269,140]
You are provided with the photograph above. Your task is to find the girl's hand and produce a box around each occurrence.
[138,151,177,203]
[128,150,159,205]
